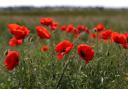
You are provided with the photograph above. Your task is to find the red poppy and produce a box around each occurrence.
[94,23,105,32]
[124,32,128,42]
[8,24,20,34]
[89,33,97,39]
[41,45,49,52]
[4,51,20,70]
[122,43,128,49]
[9,37,23,47]
[99,29,112,40]
[122,33,128,49]
[36,26,51,39]
[60,25,67,31]
[111,32,127,44]
[55,40,74,60]
[72,28,80,38]
[8,24,30,40]
[65,24,75,33]
[40,18,53,26]
[50,22,58,30]
[77,44,94,64]
[77,25,90,34]
[14,26,29,40]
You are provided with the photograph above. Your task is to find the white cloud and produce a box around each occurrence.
[0,0,128,8]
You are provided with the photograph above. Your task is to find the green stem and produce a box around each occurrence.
[96,32,99,54]
[55,55,74,89]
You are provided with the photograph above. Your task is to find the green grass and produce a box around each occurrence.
[0,11,128,89]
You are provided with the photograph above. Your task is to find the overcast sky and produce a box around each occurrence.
[0,0,128,8]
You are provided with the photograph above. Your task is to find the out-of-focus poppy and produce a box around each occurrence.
[122,43,128,49]
[8,24,20,34]
[72,28,80,38]
[36,26,51,39]
[4,51,20,70]
[111,32,127,44]
[65,24,75,33]
[124,32,128,42]
[99,29,112,40]
[94,23,105,32]
[77,44,94,64]
[121,33,128,49]
[8,24,30,40]
[60,25,67,31]
[89,33,97,39]
[12,26,30,40]
[55,40,74,60]
[41,45,49,52]
[77,25,90,34]
[50,22,58,30]
[40,18,53,26]
[9,37,23,47]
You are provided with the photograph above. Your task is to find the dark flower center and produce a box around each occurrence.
[62,48,66,53]
[80,50,86,58]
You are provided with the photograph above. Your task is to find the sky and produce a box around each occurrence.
[0,0,128,8]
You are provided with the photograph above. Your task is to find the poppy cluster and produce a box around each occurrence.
[60,24,90,38]
[111,32,128,48]
[40,17,58,30]
[55,40,94,64]
[9,37,23,47]
[8,24,30,47]
[4,17,128,71]
[90,23,128,49]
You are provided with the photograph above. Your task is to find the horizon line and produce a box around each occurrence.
[0,5,128,9]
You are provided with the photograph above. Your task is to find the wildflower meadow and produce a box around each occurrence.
[0,12,128,89]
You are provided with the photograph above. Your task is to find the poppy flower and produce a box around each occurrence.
[124,32,128,37]
[60,25,67,31]
[111,32,127,44]
[8,24,30,40]
[8,24,20,34]
[120,33,128,49]
[36,26,51,39]
[55,40,74,60]
[99,30,112,40]
[122,43,128,49]
[65,24,75,33]
[41,45,49,52]
[94,23,105,32]
[9,37,23,47]
[72,28,80,38]
[124,32,128,42]
[4,51,20,70]
[50,22,58,30]
[77,25,90,34]
[89,33,97,39]
[13,26,30,40]
[77,44,94,64]
[40,18,53,26]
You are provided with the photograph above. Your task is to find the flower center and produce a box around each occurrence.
[62,48,66,52]
[80,50,86,58]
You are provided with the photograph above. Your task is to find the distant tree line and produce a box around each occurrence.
[0,6,128,16]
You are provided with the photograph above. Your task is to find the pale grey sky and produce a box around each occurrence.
[0,0,128,8]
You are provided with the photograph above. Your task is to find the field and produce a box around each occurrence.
[0,9,128,89]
